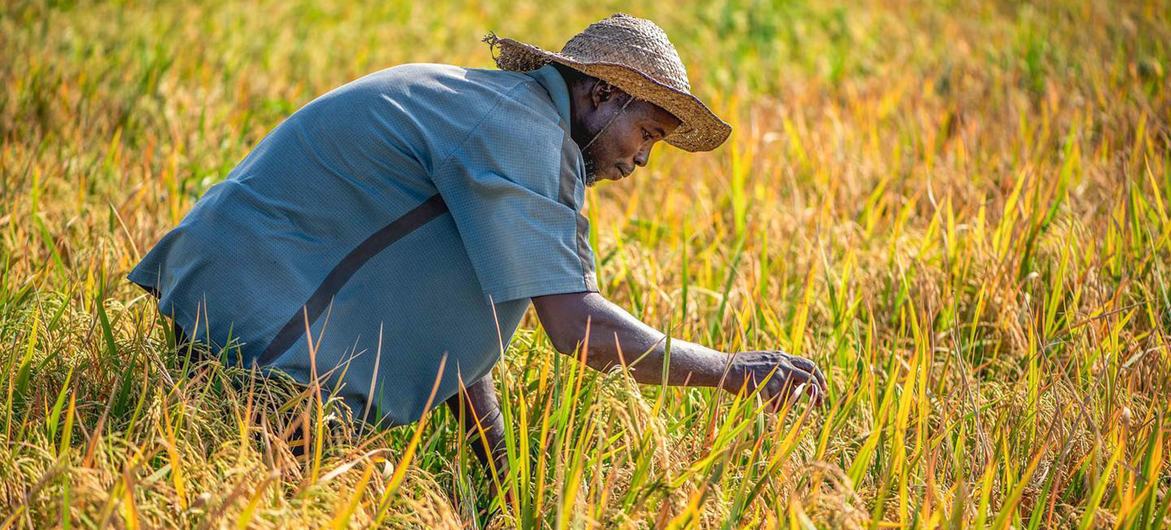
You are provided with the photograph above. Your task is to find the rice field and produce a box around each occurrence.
[1,0,1169,528]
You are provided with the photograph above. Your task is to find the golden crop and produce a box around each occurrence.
[1,0,1168,528]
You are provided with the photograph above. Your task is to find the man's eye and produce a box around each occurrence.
[642,129,651,141]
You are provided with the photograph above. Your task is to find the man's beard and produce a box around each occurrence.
[583,157,598,187]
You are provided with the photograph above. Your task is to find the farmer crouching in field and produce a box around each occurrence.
[128,14,826,475]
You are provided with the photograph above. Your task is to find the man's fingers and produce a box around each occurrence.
[768,381,822,412]
[762,369,811,407]
[776,352,828,397]
[759,368,829,411]
[810,365,828,395]
[738,352,829,412]
[784,354,815,373]
[809,380,825,407]
[781,354,821,384]
[789,376,825,408]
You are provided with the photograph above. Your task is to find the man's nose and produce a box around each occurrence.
[634,145,651,167]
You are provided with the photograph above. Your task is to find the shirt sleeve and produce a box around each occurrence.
[430,91,598,304]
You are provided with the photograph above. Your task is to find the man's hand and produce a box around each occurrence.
[721,350,827,410]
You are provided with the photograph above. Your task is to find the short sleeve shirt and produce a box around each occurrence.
[128,64,597,426]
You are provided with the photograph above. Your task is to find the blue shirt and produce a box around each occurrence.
[128,64,597,426]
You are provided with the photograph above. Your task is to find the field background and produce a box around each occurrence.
[2,0,1170,528]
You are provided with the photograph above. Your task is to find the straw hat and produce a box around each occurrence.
[483,14,731,152]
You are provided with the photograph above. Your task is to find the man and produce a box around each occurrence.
[129,14,827,471]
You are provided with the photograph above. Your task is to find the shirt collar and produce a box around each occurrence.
[525,64,573,127]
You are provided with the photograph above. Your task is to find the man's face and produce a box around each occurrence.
[578,88,682,186]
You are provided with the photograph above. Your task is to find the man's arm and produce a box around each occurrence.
[447,291,827,482]
[532,291,827,406]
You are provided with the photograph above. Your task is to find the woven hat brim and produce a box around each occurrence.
[490,38,731,152]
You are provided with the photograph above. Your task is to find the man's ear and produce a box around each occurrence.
[590,80,619,109]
